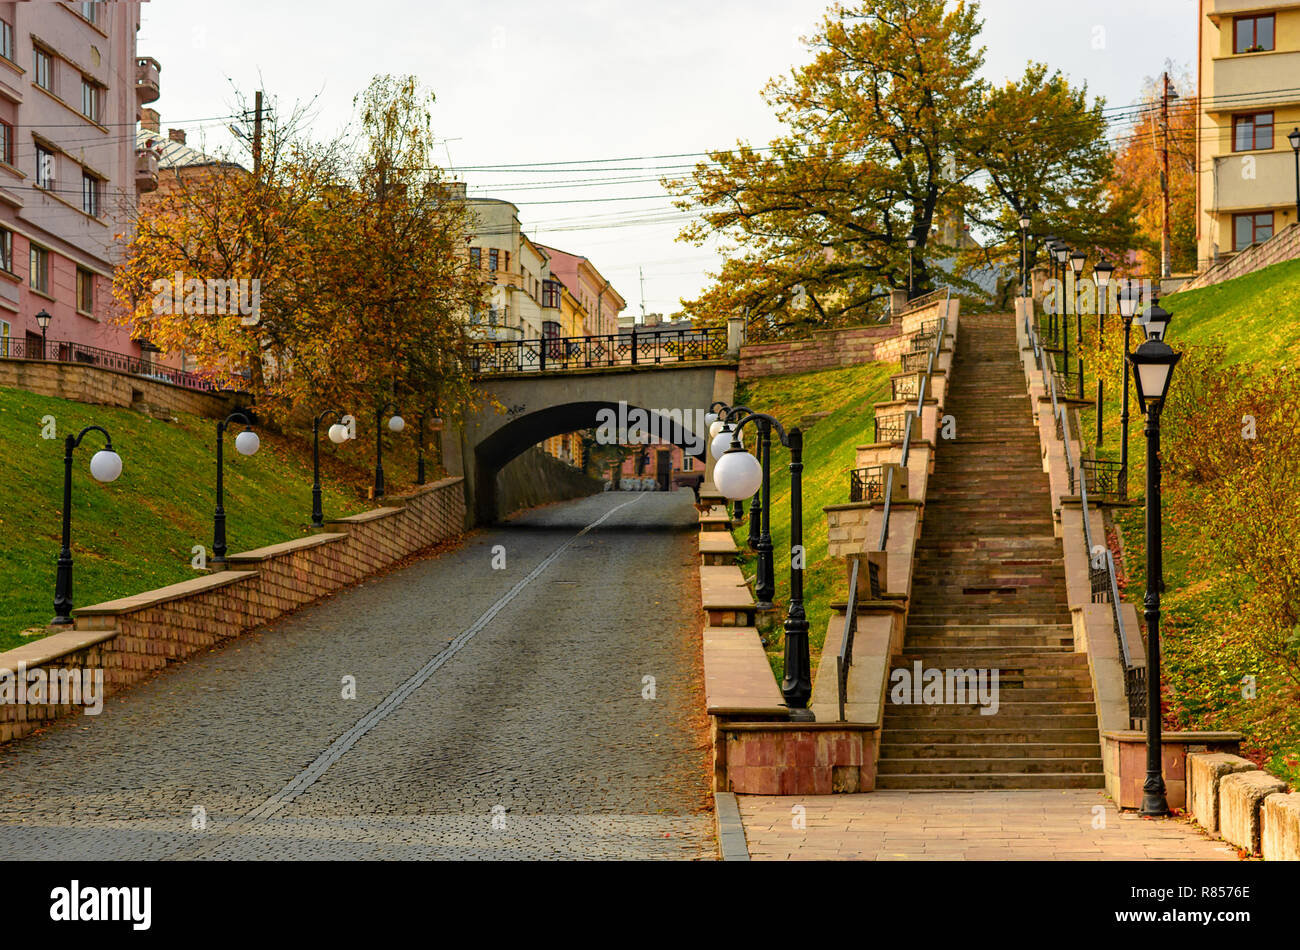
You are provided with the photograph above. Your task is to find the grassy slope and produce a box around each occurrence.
[1068,260,1300,784]
[730,361,896,680]
[0,387,437,651]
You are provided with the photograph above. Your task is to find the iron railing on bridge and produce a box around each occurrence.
[0,336,217,392]
[1027,305,1146,729]
[467,326,727,374]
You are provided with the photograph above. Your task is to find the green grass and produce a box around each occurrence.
[729,361,896,680]
[0,387,437,652]
[1162,257,1300,365]
[1058,263,1300,785]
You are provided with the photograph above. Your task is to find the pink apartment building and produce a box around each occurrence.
[535,243,627,337]
[0,2,155,364]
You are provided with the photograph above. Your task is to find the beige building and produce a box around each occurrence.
[1197,1,1300,266]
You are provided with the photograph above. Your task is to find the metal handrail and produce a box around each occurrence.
[837,289,949,720]
[0,335,217,392]
[1028,303,1143,726]
[836,557,861,722]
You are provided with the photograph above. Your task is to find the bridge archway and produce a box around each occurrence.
[441,363,736,525]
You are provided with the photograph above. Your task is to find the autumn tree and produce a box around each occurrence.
[666,0,986,336]
[1111,67,1197,275]
[113,78,486,429]
[964,62,1142,308]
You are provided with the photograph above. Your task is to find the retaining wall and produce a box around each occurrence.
[0,357,235,418]
[0,477,465,744]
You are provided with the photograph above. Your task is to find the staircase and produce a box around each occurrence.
[876,314,1104,790]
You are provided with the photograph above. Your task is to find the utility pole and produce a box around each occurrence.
[252,90,264,180]
[639,266,646,323]
[1160,72,1173,280]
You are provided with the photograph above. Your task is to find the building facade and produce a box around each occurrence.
[0,2,153,361]
[1197,1,1300,266]
[536,243,626,337]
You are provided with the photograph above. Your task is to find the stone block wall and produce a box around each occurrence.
[0,357,234,418]
[0,478,466,744]
[1177,222,1300,294]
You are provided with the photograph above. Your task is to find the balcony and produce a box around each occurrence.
[1211,149,1296,211]
[135,56,160,104]
[135,147,158,192]
[1205,49,1300,114]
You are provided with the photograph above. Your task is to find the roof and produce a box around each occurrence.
[535,243,627,309]
[136,129,243,170]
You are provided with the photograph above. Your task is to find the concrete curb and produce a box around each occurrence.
[714,791,750,861]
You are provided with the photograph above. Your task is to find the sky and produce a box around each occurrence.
[139,0,1198,319]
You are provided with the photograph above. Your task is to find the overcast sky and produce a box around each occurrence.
[140,0,1197,318]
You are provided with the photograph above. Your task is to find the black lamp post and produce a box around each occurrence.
[1042,236,1060,339]
[1019,213,1031,297]
[1117,281,1139,485]
[1069,249,1086,348]
[716,414,811,719]
[311,409,351,528]
[35,309,51,360]
[51,425,122,625]
[374,403,405,499]
[1093,260,1114,344]
[1053,241,1070,344]
[212,411,260,568]
[720,404,774,608]
[1128,332,1181,818]
[1289,128,1300,221]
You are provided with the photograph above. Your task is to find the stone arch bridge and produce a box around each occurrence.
[442,356,737,525]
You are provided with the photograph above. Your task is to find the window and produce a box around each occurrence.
[29,245,49,293]
[1234,212,1273,251]
[469,246,481,268]
[488,248,498,271]
[79,3,99,26]
[35,144,54,188]
[503,250,511,273]
[80,79,99,122]
[33,48,51,91]
[76,268,94,314]
[683,454,694,472]
[1234,14,1274,54]
[542,279,560,308]
[0,120,11,166]
[1233,111,1273,151]
[82,172,99,216]
[0,227,11,273]
[0,19,12,62]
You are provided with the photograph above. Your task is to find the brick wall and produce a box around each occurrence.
[0,357,234,418]
[737,299,952,380]
[0,477,466,743]
[1178,222,1300,294]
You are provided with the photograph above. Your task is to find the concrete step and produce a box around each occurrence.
[883,727,1101,744]
[884,701,1098,718]
[874,772,1105,790]
[877,756,1103,775]
[879,742,1102,759]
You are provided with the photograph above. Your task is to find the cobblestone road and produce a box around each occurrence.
[0,492,714,860]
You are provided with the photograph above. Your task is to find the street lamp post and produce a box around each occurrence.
[1054,244,1071,389]
[1042,236,1060,340]
[212,411,260,568]
[374,403,405,499]
[35,309,51,361]
[51,426,122,625]
[1289,128,1300,221]
[1129,332,1181,818]
[1093,260,1114,345]
[312,409,352,528]
[1117,281,1139,489]
[719,406,774,608]
[1019,213,1032,297]
[715,414,812,719]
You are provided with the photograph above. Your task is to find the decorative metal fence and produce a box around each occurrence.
[0,336,216,392]
[848,465,886,503]
[467,326,727,374]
